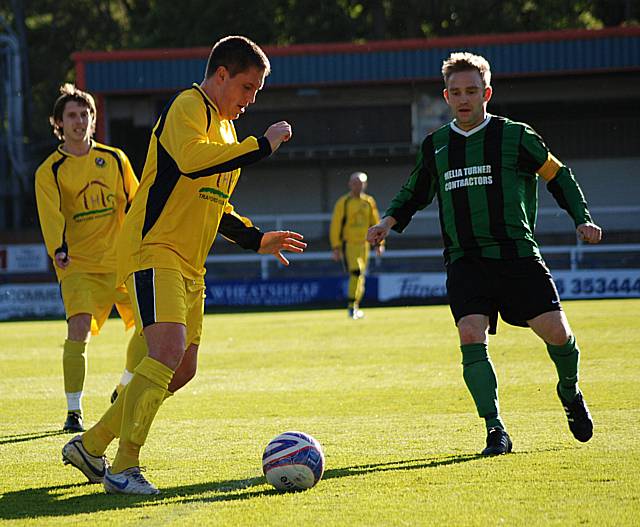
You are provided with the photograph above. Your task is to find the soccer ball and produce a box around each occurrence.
[262,431,325,491]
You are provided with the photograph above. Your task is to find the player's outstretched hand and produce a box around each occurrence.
[577,222,602,244]
[259,230,306,266]
[264,121,292,153]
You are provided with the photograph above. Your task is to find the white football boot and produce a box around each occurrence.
[104,467,160,495]
[62,435,108,483]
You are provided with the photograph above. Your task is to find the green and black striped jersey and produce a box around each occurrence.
[386,115,592,264]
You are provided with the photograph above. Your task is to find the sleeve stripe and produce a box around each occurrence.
[218,212,263,251]
[51,155,68,250]
[538,152,563,181]
[182,136,271,179]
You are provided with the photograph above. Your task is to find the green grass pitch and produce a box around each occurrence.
[0,299,638,526]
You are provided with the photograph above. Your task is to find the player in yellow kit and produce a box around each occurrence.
[35,84,148,433]
[330,171,384,319]
[61,36,306,495]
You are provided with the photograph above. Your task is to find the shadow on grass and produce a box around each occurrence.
[323,453,483,480]
[0,454,482,520]
[0,430,67,445]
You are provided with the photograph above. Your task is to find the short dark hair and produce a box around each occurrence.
[49,83,97,140]
[204,35,271,79]
[442,52,492,88]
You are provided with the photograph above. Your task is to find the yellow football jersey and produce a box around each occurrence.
[35,141,139,280]
[117,84,271,283]
[330,193,382,248]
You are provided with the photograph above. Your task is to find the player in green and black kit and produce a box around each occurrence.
[368,52,602,456]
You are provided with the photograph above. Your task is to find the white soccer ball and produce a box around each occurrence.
[262,431,325,491]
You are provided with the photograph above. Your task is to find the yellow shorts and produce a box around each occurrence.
[125,268,205,347]
[60,272,135,335]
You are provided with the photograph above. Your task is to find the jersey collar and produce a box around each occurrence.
[57,139,95,158]
[192,83,221,115]
[450,114,492,137]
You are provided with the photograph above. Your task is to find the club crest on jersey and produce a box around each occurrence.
[72,180,115,221]
[95,157,106,168]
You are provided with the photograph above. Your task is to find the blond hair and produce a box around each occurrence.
[441,52,491,88]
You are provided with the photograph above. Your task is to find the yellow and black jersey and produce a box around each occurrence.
[330,193,382,248]
[117,84,272,283]
[35,141,139,280]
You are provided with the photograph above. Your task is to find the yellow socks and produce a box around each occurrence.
[82,422,116,457]
[111,357,174,473]
[82,382,130,456]
[348,270,365,308]
[83,386,176,458]
[63,339,87,411]
[348,274,358,307]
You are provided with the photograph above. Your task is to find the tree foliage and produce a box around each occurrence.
[1,0,637,145]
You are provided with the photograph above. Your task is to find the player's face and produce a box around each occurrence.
[443,70,492,131]
[58,101,94,143]
[216,66,266,120]
[349,177,365,194]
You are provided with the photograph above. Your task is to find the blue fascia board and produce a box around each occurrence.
[84,35,640,93]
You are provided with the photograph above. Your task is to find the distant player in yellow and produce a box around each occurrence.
[330,171,384,319]
[35,84,148,433]
[61,36,307,495]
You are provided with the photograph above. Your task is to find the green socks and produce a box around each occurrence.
[461,336,580,432]
[461,343,505,431]
[547,335,579,401]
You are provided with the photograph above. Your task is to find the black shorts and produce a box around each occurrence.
[446,256,562,334]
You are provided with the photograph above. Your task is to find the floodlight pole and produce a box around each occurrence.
[0,16,27,228]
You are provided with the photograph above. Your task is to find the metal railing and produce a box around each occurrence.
[244,205,640,239]
[248,206,640,230]
[206,243,640,280]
